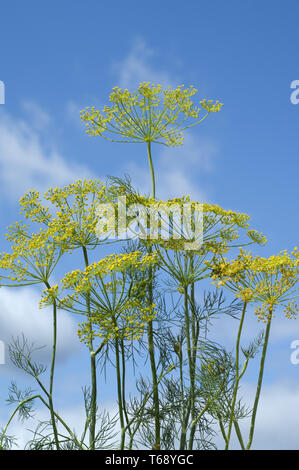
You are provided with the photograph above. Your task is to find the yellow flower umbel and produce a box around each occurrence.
[19,179,110,251]
[108,191,266,287]
[98,187,267,256]
[209,247,299,450]
[0,179,118,289]
[41,250,160,343]
[0,222,64,286]
[81,83,222,146]
[208,248,299,321]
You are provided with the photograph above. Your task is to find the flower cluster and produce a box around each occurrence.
[60,250,159,293]
[40,284,59,307]
[117,193,267,255]
[0,224,64,285]
[81,82,222,146]
[41,250,160,343]
[207,248,299,321]
[0,180,112,287]
[19,179,109,250]
[1,180,136,290]
[77,299,156,343]
[96,186,266,253]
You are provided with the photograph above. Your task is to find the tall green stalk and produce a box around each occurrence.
[188,259,199,450]
[121,339,132,445]
[147,141,156,199]
[146,141,160,449]
[0,393,85,450]
[114,335,125,449]
[178,339,188,449]
[180,283,193,450]
[246,310,272,450]
[45,281,60,450]
[225,301,247,449]
[82,246,97,450]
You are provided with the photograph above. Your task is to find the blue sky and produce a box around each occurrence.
[1,0,299,449]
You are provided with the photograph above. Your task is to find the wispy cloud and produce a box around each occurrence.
[0,287,79,368]
[112,37,178,89]
[21,101,51,130]
[0,109,92,200]
[220,381,299,449]
[208,302,299,350]
[65,100,84,126]
[0,400,119,449]
[2,380,298,449]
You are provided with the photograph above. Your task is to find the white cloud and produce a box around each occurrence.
[21,101,51,130]
[3,381,299,449]
[113,37,177,90]
[0,109,92,200]
[0,287,79,367]
[209,303,299,350]
[0,405,85,450]
[220,382,299,450]
[0,401,119,449]
[65,100,83,125]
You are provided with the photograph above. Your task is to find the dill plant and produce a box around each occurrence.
[0,83,298,451]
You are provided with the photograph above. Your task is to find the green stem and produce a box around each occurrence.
[82,246,97,450]
[0,394,85,450]
[38,396,86,449]
[121,339,131,441]
[188,270,197,450]
[178,342,186,449]
[114,335,125,450]
[178,340,190,450]
[234,420,245,450]
[147,141,156,198]
[124,368,171,449]
[146,140,160,449]
[246,310,272,450]
[0,395,39,449]
[89,351,97,449]
[147,317,160,449]
[225,301,247,450]
[180,284,193,450]
[180,403,191,450]
[45,281,60,450]
[217,414,228,446]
